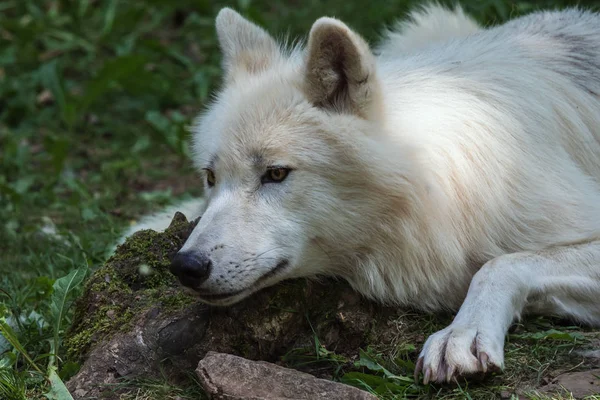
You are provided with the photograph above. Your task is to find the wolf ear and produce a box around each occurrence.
[304,18,382,120]
[215,8,281,80]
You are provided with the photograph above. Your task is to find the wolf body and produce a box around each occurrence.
[121,4,600,383]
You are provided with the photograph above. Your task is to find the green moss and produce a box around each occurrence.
[66,304,134,359]
[159,290,198,311]
[65,213,198,361]
[108,229,178,289]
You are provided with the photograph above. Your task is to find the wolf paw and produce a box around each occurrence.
[414,325,504,384]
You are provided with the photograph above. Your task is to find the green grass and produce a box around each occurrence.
[281,313,600,399]
[1,0,600,398]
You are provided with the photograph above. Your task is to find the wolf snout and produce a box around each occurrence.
[170,251,212,288]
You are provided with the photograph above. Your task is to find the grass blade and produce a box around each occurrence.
[0,319,44,377]
[49,266,87,368]
[0,368,27,400]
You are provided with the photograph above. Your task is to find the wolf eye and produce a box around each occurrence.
[262,167,290,184]
[205,169,216,187]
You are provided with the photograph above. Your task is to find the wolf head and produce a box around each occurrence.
[170,8,421,305]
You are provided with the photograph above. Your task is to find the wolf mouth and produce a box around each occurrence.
[195,259,290,303]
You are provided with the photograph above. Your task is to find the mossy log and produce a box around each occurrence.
[64,213,418,399]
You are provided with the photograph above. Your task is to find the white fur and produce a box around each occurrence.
[120,4,600,383]
[377,3,480,55]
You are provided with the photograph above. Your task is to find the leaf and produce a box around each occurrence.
[355,349,388,373]
[102,0,118,36]
[131,135,151,153]
[39,61,66,115]
[144,110,190,154]
[31,276,55,303]
[58,361,80,381]
[0,352,16,368]
[342,371,413,395]
[39,61,77,130]
[0,320,20,352]
[0,319,44,376]
[510,329,585,343]
[374,381,412,395]
[45,366,74,400]
[355,349,413,383]
[396,343,416,353]
[145,110,170,135]
[49,266,87,367]
[81,207,97,221]
[341,371,387,389]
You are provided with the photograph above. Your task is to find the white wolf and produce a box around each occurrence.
[121,4,600,384]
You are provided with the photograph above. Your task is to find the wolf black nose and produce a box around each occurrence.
[170,251,212,287]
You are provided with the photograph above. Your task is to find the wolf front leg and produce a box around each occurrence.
[415,239,600,384]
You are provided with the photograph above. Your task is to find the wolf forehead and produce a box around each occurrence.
[190,73,337,171]
[192,94,317,169]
